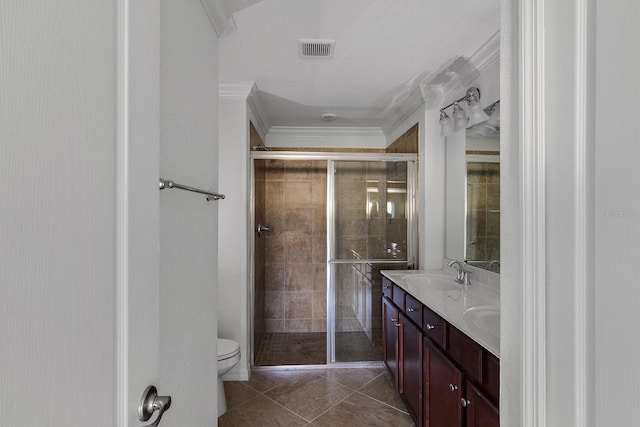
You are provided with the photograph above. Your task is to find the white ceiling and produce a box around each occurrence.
[219,0,500,132]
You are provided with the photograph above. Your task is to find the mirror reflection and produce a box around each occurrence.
[445,117,500,273]
[465,150,500,272]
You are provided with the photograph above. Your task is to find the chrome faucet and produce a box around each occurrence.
[448,260,471,285]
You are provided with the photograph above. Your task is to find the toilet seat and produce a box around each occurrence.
[217,338,240,362]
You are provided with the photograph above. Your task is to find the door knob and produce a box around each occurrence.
[257,224,271,237]
[139,385,172,427]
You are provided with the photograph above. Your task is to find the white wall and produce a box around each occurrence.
[217,90,252,380]
[0,1,118,425]
[594,0,640,424]
[499,1,521,424]
[159,0,220,423]
[500,0,640,424]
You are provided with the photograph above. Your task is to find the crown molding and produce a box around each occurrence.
[219,82,271,135]
[381,84,445,136]
[267,126,385,138]
[246,90,271,137]
[199,0,236,37]
[470,30,501,74]
[266,126,387,149]
[219,81,256,99]
[199,0,263,37]
[436,32,500,108]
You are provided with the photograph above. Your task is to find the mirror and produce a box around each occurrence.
[445,126,500,273]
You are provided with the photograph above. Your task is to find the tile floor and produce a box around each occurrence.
[255,332,383,366]
[218,367,415,426]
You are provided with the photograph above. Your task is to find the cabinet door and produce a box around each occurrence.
[424,338,463,427]
[465,380,500,427]
[399,312,423,426]
[383,297,399,383]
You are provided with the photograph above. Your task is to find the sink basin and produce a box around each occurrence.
[402,274,461,291]
[463,305,500,338]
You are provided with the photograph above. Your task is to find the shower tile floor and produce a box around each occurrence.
[218,367,414,426]
[255,332,383,366]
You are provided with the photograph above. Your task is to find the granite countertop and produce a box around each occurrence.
[381,269,500,358]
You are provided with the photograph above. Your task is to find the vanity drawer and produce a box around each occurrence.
[404,294,422,325]
[423,306,446,348]
[392,285,406,311]
[382,277,393,299]
[448,326,483,384]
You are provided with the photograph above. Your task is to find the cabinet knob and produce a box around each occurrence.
[461,398,471,407]
[407,307,415,312]
[391,318,397,322]
[449,384,458,392]
[395,323,401,327]
[426,324,436,330]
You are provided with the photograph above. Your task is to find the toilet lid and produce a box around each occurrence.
[217,338,240,360]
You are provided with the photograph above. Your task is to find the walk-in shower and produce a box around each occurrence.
[250,151,417,366]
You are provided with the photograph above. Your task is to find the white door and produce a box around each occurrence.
[1,1,219,426]
[0,1,141,425]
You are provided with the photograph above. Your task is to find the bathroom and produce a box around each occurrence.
[217,2,501,372]
[5,0,636,426]
[215,2,503,421]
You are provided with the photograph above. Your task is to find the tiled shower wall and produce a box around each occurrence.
[261,160,327,333]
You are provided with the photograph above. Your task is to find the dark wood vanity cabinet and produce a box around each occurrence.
[399,312,423,425]
[383,296,399,384]
[465,380,500,427]
[381,276,500,427]
[424,338,463,427]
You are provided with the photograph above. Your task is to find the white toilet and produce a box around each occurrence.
[217,338,241,415]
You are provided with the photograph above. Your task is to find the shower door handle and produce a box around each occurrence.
[257,224,271,237]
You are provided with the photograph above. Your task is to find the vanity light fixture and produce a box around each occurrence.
[439,87,491,137]
[466,100,501,137]
[485,100,500,127]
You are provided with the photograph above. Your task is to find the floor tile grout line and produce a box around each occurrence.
[356,370,387,390]
[258,386,319,424]
[259,373,361,423]
[221,368,412,425]
[242,371,324,394]
[305,386,358,423]
[352,389,411,415]
[223,382,263,412]
[227,374,307,421]
[256,373,336,423]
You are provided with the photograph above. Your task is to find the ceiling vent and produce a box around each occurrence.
[298,39,335,58]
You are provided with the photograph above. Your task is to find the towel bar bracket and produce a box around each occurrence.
[159,179,225,201]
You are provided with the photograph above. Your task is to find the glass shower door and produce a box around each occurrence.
[328,160,415,363]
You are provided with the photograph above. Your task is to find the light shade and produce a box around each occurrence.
[466,93,490,126]
[452,103,468,131]
[439,111,455,137]
[486,102,500,127]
